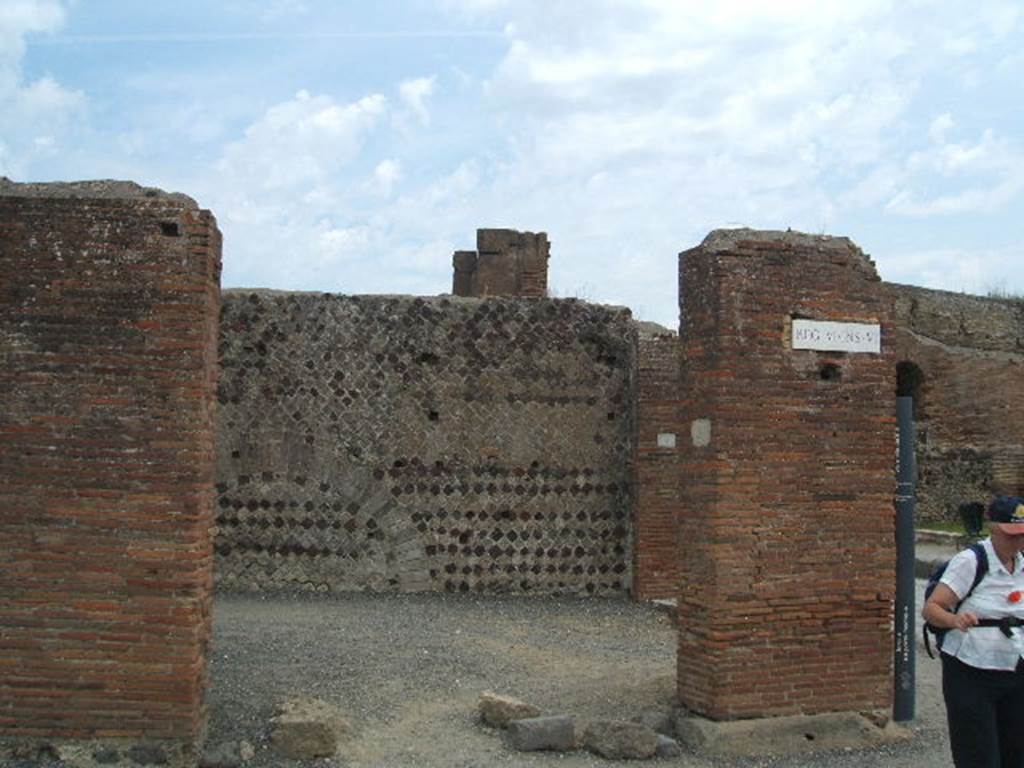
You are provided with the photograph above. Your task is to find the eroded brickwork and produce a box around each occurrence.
[452,228,550,298]
[887,284,1024,521]
[215,291,636,595]
[676,230,894,719]
[631,324,681,600]
[0,181,221,761]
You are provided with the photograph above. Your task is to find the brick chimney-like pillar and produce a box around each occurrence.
[451,228,549,297]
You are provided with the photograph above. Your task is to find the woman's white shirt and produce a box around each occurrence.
[940,537,1024,670]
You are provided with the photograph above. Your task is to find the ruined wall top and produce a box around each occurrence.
[691,228,879,281]
[0,177,197,208]
[452,227,550,298]
[885,281,1024,355]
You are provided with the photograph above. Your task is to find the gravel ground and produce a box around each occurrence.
[204,585,955,768]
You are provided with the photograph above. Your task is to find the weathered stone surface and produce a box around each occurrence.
[582,720,658,759]
[478,692,541,728]
[200,741,242,767]
[633,708,673,736]
[269,697,350,760]
[238,741,256,761]
[127,743,169,765]
[656,734,683,757]
[0,176,197,206]
[507,716,575,752]
[92,748,121,764]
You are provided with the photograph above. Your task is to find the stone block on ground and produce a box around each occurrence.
[582,720,658,760]
[656,734,683,757]
[634,708,674,736]
[269,696,350,760]
[507,715,576,752]
[478,691,541,728]
[674,710,906,758]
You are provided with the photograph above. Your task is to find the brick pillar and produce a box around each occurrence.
[0,181,221,763]
[676,229,895,719]
[632,325,682,600]
[450,228,549,297]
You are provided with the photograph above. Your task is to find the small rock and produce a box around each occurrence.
[200,741,240,768]
[127,744,169,765]
[270,696,350,760]
[634,708,674,736]
[656,734,683,757]
[478,691,541,728]
[92,749,121,765]
[507,715,576,752]
[239,740,256,761]
[583,719,658,759]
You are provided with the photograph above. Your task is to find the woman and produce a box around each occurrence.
[923,495,1024,768]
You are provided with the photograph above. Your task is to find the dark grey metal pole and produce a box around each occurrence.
[894,395,916,722]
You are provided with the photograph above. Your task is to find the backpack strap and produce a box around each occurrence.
[965,542,989,598]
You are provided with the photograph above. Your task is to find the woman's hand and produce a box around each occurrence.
[951,611,979,632]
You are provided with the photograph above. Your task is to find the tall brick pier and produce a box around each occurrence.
[0,181,221,764]
[676,229,895,719]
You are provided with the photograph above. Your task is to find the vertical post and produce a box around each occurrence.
[893,395,917,721]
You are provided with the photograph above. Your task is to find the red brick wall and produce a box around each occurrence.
[676,230,895,719]
[632,329,681,600]
[0,183,221,755]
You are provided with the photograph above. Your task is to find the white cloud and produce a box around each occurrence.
[0,0,82,177]
[399,76,436,126]
[928,114,954,144]
[215,90,386,191]
[373,159,402,196]
[875,246,1024,297]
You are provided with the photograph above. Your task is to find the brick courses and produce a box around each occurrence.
[676,230,895,719]
[0,181,221,759]
[631,326,682,600]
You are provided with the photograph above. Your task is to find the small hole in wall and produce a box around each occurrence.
[428,410,439,422]
[160,221,180,237]
[819,363,842,381]
[804,733,816,741]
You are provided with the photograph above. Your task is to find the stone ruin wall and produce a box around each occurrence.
[885,283,1024,523]
[214,291,637,595]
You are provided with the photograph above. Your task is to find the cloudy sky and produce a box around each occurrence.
[4,1,1022,326]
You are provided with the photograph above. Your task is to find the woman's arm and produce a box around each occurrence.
[923,582,979,631]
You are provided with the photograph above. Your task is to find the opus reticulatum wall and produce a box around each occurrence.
[214,291,637,595]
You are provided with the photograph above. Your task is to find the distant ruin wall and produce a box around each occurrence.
[215,292,636,595]
[885,283,1024,522]
[0,182,221,761]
